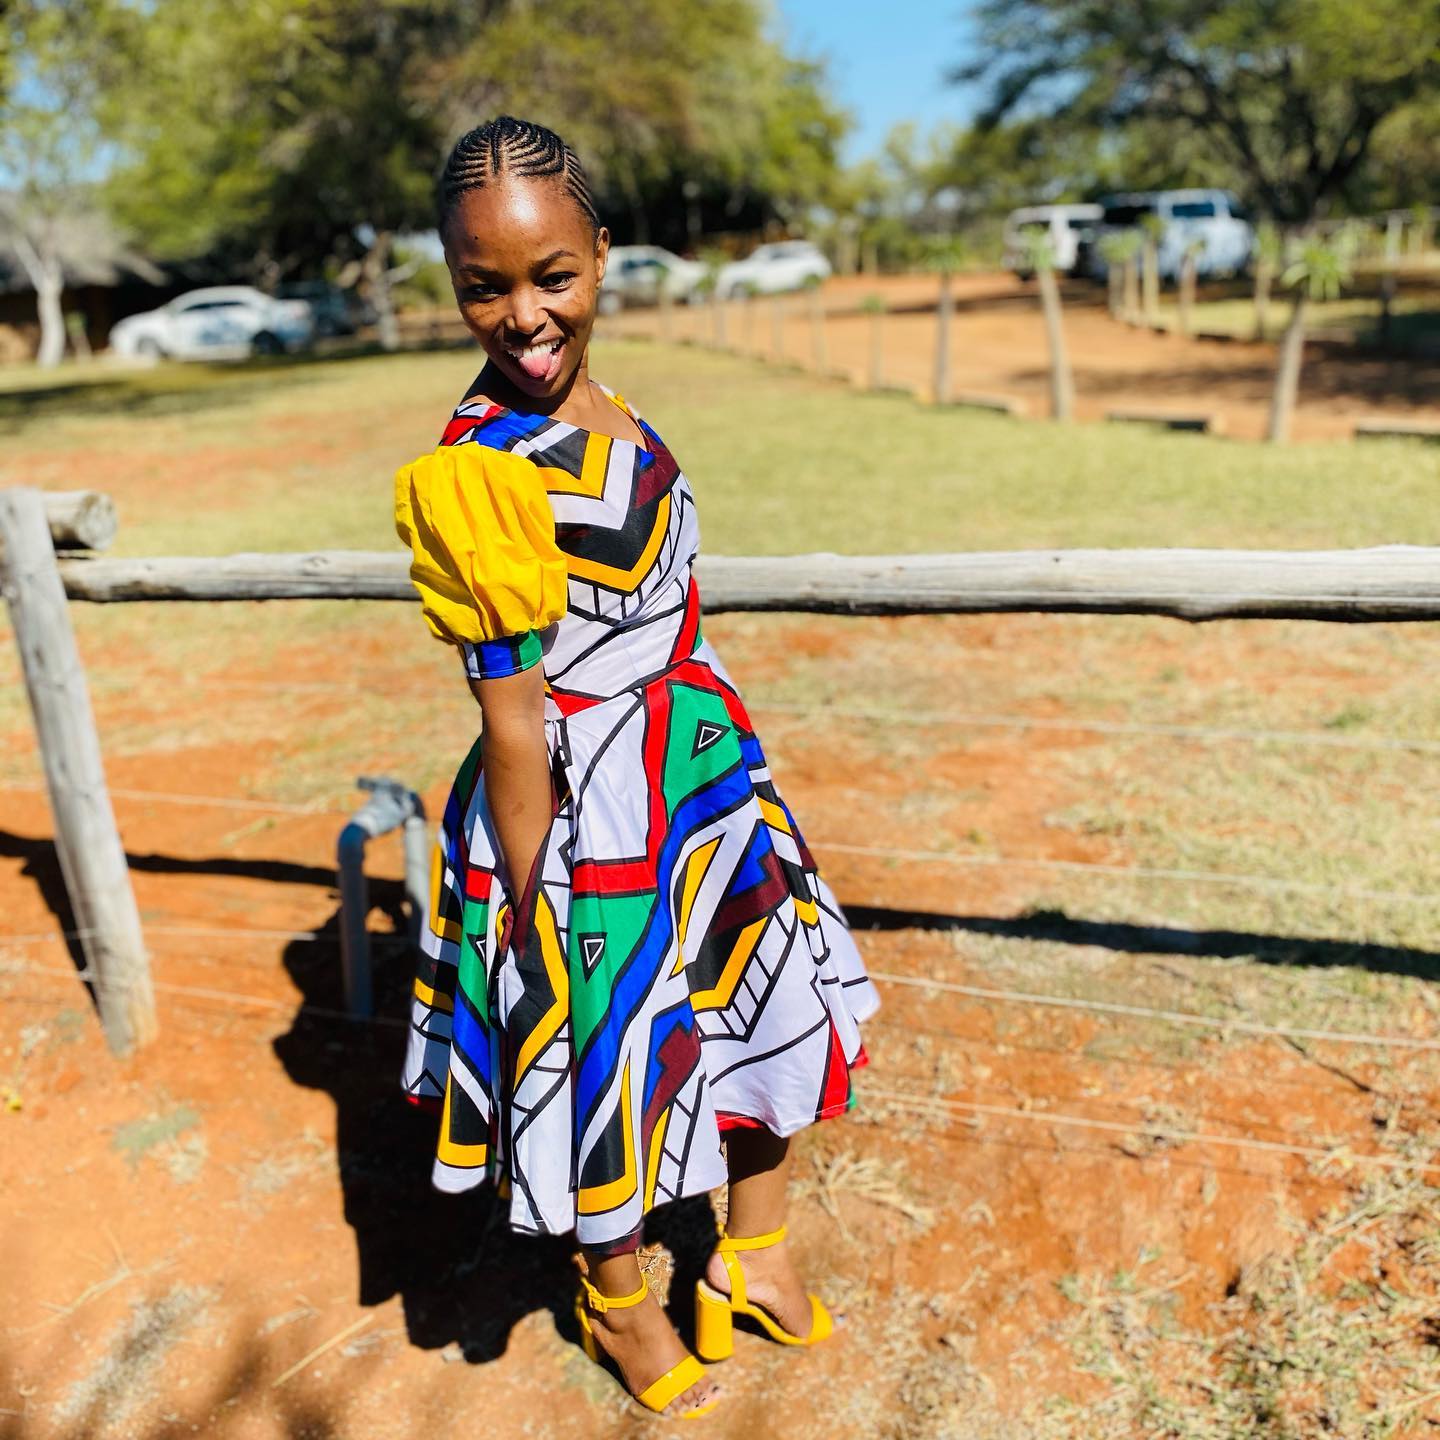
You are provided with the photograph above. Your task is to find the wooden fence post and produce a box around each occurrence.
[0,487,155,1054]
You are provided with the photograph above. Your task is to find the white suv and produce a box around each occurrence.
[1002,204,1104,276]
[1085,190,1254,281]
[716,241,831,299]
[110,286,315,360]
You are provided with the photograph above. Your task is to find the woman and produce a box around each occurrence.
[394,116,877,1419]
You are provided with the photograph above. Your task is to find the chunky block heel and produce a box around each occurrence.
[695,1225,834,1355]
[575,1276,718,1420]
[694,1281,736,1362]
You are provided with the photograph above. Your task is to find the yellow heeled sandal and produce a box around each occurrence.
[693,1224,835,1362]
[575,1275,719,1420]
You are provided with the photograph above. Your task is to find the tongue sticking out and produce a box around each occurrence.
[517,343,561,383]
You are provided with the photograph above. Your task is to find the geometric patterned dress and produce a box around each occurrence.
[395,383,878,1251]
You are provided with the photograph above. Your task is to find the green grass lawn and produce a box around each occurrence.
[2,340,1438,559]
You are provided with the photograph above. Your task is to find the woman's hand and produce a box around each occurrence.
[472,662,552,901]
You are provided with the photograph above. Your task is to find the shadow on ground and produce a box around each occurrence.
[269,896,719,1364]
[846,902,1440,979]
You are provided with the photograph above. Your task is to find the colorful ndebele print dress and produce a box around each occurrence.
[394,382,878,1250]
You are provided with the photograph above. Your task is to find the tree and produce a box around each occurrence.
[924,236,969,404]
[105,0,847,321]
[447,0,848,244]
[960,0,1440,222]
[1266,229,1356,443]
[106,0,453,348]
[1097,230,1141,318]
[1251,221,1283,340]
[0,0,125,366]
[1022,231,1074,421]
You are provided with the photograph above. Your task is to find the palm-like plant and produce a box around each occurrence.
[1252,222,1283,341]
[1266,228,1357,444]
[1139,213,1166,325]
[1177,237,1205,336]
[1098,230,1142,321]
[1022,230,1074,421]
[924,235,968,403]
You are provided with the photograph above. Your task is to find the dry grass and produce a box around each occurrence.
[1035,1121,1440,1438]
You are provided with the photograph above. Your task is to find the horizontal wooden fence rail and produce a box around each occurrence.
[7,482,1440,1057]
[53,545,1440,622]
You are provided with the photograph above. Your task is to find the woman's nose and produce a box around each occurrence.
[507,287,547,336]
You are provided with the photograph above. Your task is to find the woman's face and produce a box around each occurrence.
[442,178,608,403]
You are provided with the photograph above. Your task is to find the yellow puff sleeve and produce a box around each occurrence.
[394,445,568,668]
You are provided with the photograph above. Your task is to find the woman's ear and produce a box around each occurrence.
[594,227,611,287]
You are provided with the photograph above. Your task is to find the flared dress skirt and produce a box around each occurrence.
[398,392,879,1250]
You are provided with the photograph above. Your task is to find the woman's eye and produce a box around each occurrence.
[541,272,576,289]
[462,285,499,302]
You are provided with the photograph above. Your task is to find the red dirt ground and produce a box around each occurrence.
[5,601,1440,1437]
[607,271,1440,442]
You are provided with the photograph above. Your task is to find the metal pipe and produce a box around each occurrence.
[336,776,427,1017]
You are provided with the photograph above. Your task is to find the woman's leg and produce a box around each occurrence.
[580,1249,721,1413]
[706,1128,816,1336]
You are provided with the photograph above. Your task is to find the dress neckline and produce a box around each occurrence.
[469,383,653,454]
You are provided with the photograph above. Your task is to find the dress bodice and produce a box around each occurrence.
[440,391,703,711]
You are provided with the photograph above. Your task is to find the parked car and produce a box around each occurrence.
[715,240,831,299]
[1082,189,1254,282]
[1002,203,1104,276]
[599,245,708,313]
[109,286,314,360]
[276,280,361,337]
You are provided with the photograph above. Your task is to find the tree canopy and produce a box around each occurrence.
[100,0,849,277]
[959,0,1440,221]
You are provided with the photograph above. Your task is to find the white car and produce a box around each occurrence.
[109,286,314,360]
[1084,190,1255,281]
[600,246,708,312]
[1002,203,1103,276]
[715,240,831,299]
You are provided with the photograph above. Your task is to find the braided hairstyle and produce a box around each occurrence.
[438,116,600,235]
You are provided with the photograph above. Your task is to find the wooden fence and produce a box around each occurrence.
[4,484,1439,1053]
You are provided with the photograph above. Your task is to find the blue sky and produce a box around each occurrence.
[774,1,981,161]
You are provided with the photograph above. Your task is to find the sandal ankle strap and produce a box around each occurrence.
[717,1224,787,1253]
[579,1275,649,1314]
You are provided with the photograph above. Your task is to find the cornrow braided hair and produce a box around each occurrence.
[439,115,600,234]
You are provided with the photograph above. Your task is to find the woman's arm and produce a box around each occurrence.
[471,663,552,898]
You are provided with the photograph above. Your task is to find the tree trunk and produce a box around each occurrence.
[711,290,726,347]
[1037,266,1074,421]
[363,230,400,352]
[1178,252,1197,336]
[933,269,953,403]
[13,232,67,369]
[1106,264,1121,319]
[1142,240,1159,325]
[1123,259,1140,322]
[35,270,66,367]
[1379,215,1401,344]
[1267,292,1308,445]
[769,296,784,362]
[1252,262,1272,342]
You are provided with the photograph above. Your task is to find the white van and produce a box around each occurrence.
[1085,189,1254,281]
[1002,204,1104,276]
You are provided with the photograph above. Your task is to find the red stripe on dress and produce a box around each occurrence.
[669,576,701,665]
[550,689,604,717]
[817,1022,852,1119]
[439,405,502,447]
